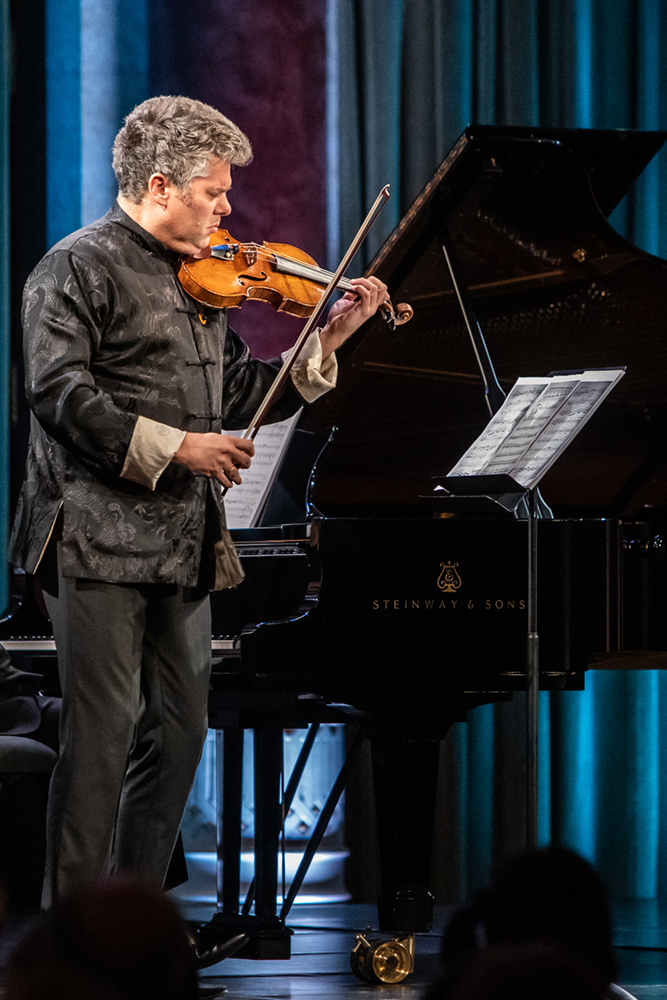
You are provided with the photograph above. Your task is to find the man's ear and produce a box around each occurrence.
[147,173,170,206]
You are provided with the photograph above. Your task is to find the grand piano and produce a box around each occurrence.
[4,126,667,980]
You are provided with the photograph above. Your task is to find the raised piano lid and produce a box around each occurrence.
[301,125,667,520]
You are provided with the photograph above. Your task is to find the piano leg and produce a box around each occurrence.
[370,737,441,934]
[217,729,243,916]
[196,723,293,964]
[253,728,284,922]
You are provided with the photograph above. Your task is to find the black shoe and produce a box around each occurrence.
[185,922,249,970]
[197,982,228,997]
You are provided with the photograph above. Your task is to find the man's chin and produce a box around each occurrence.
[175,237,211,258]
[191,245,213,260]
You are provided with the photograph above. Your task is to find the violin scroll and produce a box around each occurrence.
[380,300,414,329]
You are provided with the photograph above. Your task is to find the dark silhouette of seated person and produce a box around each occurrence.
[0,642,188,909]
[446,941,607,1000]
[0,642,60,753]
[0,643,61,910]
[425,847,622,1000]
[3,877,198,1000]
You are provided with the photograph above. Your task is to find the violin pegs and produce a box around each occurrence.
[377,299,413,330]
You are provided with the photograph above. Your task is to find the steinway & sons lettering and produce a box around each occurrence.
[371,598,526,611]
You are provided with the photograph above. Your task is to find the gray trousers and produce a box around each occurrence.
[41,554,211,908]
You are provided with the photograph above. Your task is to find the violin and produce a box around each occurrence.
[177,229,413,329]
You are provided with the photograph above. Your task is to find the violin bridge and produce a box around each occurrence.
[243,247,258,266]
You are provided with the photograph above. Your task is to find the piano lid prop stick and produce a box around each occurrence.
[231,184,391,452]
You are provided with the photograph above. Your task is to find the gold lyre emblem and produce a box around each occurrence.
[437,561,461,593]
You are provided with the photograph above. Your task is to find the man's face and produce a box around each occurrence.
[158,157,232,254]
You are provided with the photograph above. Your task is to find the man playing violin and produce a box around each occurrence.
[9,95,387,908]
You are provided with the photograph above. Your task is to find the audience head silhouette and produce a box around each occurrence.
[425,846,618,1000]
[483,846,617,985]
[447,941,607,1000]
[4,876,198,1000]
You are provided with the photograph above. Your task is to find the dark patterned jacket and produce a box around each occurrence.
[9,204,331,590]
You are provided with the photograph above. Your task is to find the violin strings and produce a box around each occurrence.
[211,236,358,291]
[229,242,353,288]
[221,239,329,276]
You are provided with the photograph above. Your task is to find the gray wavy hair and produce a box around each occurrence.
[112,96,253,202]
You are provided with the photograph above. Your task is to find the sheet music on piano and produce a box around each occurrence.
[222,409,303,529]
[445,369,625,491]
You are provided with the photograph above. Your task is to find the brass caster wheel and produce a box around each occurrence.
[350,930,415,984]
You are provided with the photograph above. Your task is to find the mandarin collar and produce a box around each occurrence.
[108,201,184,265]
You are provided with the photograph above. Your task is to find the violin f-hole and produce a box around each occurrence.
[237,270,268,285]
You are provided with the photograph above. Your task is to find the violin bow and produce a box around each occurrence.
[237,184,391,446]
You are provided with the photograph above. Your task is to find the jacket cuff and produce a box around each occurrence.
[121,415,187,490]
[283,329,338,403]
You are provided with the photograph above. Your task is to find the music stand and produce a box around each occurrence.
[429,368,626,847]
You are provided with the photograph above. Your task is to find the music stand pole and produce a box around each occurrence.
[526,487,539,848]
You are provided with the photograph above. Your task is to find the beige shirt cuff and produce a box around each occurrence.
[282,329,338,403]
[121,415,187,490]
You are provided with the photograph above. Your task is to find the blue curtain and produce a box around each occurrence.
[327,0,667,267]
[45,0,150,249]
[0,0,150,615]
[327,0,667,901]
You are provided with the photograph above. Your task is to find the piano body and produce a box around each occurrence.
[4,126,667,979]
[202,125,667,973]
[211,125,667,960]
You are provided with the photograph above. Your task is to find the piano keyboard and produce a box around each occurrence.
[1,638,239,653]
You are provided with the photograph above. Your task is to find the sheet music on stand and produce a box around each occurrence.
[436,368,625,499]
[223,409,303,529]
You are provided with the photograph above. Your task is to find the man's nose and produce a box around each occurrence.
[217,194,231,216]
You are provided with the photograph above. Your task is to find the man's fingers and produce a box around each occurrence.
[223,435,255,469]
[231,450,252,470]
[348,277,388,315]
[215,465,242,488]
[228,464,243,486]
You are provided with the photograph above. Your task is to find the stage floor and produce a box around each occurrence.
[174,896,667,1000]
[3,897,667,998]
